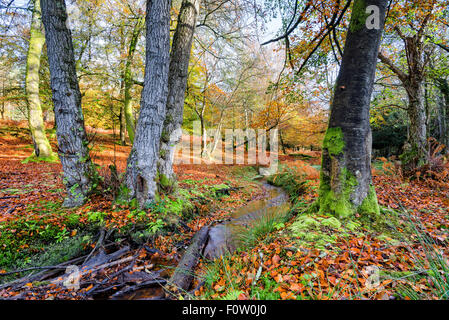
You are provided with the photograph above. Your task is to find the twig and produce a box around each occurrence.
[83,228,106,265]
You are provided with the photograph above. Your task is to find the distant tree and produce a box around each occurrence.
[26,0,53,159]
[122,16,145,145]
[378,0,447,171]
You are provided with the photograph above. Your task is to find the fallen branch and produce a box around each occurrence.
[169,226,210,293]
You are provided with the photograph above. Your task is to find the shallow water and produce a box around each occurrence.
[115,183,290,299]
[203,184,290,259]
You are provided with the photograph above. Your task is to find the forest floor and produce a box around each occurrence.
[0,120,449,300]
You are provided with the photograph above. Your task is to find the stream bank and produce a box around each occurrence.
[167,182,291,298]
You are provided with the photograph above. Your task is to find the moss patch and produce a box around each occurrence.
[318,168,358,218]
[21,152,59,164]
[349,0,369,33]
[322,127,345,156]
[289,215,359,250]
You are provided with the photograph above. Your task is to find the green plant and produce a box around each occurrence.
[267,165,308,202]
[394,206,449,299]
[87,211,108,224]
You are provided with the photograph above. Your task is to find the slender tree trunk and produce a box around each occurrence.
[437,78,449,148]
[123,17,144,144]
[403,80,427,166]
[41,0,94,207]
[119,103,126,145]
[401,36,428,170]
[118,29,126,146]
[158,0,201,184]
[279,130,287,155]
[379,34,428,170]
[125,0,171,207]
[26,0,53,158]
[318,0,387,218]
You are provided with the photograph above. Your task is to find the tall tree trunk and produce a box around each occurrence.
[41,0,94,207]
[125,0,171,207]
[119,103,126,145]
[118,28,126,146]
[379,30,429,171]
[401,36,428,170]
[123,17,144,144]
[318,0,387,218]
[437,78,449,148]
[26,0,53,158]
[158,0,201,185]
[279,129,287,155]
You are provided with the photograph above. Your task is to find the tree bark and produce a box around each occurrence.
[123,17,144,144]
[378,29,429,170]
[119,103,126,146]
[402,36,428,170]
[158,0,201,185]
[41,0,94,207]
[318,0,387,218]
[26,0,53,158]
[125,0,172,208]
[437,78,449,148]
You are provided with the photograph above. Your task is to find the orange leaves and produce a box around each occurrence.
[290,282,305,293]
[213,278,226,292]
[271,254,281,267]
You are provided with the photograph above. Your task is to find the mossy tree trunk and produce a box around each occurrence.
[26,0,53,158]
[125,0,171,208]
[41,0,95,207]
[158,0,201,188]
[318,0,388,219]
[123,17,144,145]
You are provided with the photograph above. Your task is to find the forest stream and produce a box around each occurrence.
[115,183,291,300]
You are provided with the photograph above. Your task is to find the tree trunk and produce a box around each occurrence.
[26,0,53,158]
[158,0,201,184]
[318,0,387,219]
[403,81,427,167]
[379,31,429,171]
[41,0,94,207]
[400,36,428,170]
[123,17,144,144]
[125,0,171,208]
[437,78,449,148]
[119,103,126,146]
[279,129,287,155]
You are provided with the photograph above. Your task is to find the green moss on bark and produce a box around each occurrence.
[349,0,369,33]
[323,127,345,156]
[318,168,358,218]
[359,185,380,215]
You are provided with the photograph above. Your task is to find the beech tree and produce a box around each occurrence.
[26,0,53,159]
[377,0,447,171]
[317,0,388,218]
[41,0,95,207]
[122,16,145,145]
[158,0,201,188]
[125,0,171,207]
